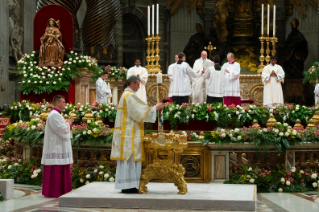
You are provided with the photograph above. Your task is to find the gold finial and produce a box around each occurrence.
[69,110,77,121]
[266,114,277,128]
[293,119,304,130]
[306,119,315,129]
[199,131,205,139]
[95,115,104,126]
[311,111,319,125]
[252,119,261,129]
[82,109,94,123]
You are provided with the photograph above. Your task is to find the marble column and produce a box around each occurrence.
[159,5,169,74]
[114,8,123,67]
[76,0,87,51]
[22,0,37,54]
[0,0,9,107]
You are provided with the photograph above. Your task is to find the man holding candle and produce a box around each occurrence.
[127,59,148,103]
[262,56,285,108]
[170,52,197,105]
[222,52,241,106]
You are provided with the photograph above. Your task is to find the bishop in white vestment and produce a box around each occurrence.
[262,56,285,107]
[222,53,241,106]
[96,71,112,104]
[111,76,163,193]
[126,59,148,103]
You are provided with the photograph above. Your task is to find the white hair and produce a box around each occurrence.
[201,51,207,55]
[227,52,234,58]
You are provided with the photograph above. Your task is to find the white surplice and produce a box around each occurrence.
[167,62,176,97]
[127,66,148,103]
[41,110,73,165]
[96,77,112,104]
[262,64,285,107]
[111,88,156,189]
[203,65,225,97]
[222,62,241,97]
[170,62,197,97]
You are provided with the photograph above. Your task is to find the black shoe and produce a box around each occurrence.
[121,188,139,193]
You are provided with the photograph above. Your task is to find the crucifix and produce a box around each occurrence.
[204,42,216,60]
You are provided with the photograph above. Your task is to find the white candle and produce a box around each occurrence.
[273,5,276,36]
[261,4,264,35]
[148,6,150,36]
[267,4,270,35]
[157,4,159,35]
[152,5,154,35]
[157,72,162,84]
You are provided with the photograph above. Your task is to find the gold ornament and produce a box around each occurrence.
[40,108,51,121]
[69,110,77,121]
[293,119,304,130]
[139,133,188,195]
[199,131,204,139]
[306,119,315,129]
[311,111,319,125]
[252,119,261,129]
[82,109,94,123]
[95,115,104,126]
[266,114,277,128]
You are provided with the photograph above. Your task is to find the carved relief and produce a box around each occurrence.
[9,0,23,64]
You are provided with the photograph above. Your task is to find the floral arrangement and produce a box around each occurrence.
[226,165,319,193]
[104,65,128,83]
[4,100,43,122]
[0,139,15,157]
[303,62,319,84]
[16,52,77,95]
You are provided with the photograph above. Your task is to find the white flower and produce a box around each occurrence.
[311,173,318,179]
[234,128,239,133]
[53,81,56,84]
[36,169,41,173]
[93,128,97,132]
[99,171,104,175]
[99,165,104,169]
[269,109,273,113]
[83,131,87,135]
[280,177,285,183]
[8,165,12,169]
[109,177,115,182]
[71,51,74,54]
[286,181,290,186]
[236,111,239,115]
[246,175,251,179]
[292,130,297,135]
[312,182,318,188]
[229,134,233,137]
[279,132,284,137]
[104,173,109,179]
[88,130,92,134]
[93,169,98,173]
[278,188,283,192]
[31,125,36,130]
[249,179,255,183]
[87,120,91,123]
[86,174,90,179]
[85,181,89,185]
[27,80,31,83]
[221,133,226,137]
[13,163,19,167]
[248,167,252,171]
[18,159,22,163]
[31,174,37,179]
[284,132,289,137]
[291,167,296,173]
[300,170,304,174]
[80,178,84,183]
[237,136,242,140]
[75,53,78,55]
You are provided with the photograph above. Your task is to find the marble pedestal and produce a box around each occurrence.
[59,182,256,211]
[0,179,14,200]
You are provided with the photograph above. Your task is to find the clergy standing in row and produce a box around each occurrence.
[262,56,285,107]
[170,52,197,105]
[111,75,163,193]
[96,71,112,104]
[223,53,241,106]
[168,55,179,102]
[42,95,74,197]
[203,55,225,104]
[127,59,148,103]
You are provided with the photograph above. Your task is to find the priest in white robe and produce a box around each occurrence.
[126,59,148,103]
[222,52,241,106]
[111,75,163,193]
[203,55,225,104]
[96,71,112,104]
[41,95,74,198]
[168,55,179,102]
[192,51,213,103]
[262,56,285,107]
[170,52,197,105]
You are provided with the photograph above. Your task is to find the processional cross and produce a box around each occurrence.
[204,42,216,60]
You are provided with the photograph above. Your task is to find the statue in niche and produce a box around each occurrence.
[39,18,65,67]
[281,18,308,78]
[10,25,24,64]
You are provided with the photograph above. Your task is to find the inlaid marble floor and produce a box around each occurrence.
[0,184,318,212]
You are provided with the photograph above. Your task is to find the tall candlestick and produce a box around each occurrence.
[148,6,150,36]
[261,4,264,35]
[152,5,154,35]
[157,4,159,35]
[273,5,276,37]
[267,4,270,35]
[157,72,162,83]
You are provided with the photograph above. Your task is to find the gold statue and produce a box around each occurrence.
[39,18,65,67]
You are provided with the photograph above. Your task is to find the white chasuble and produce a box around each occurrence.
[41,111,73,165]
[262,64,285,107]
[127,66,148,103]
[96,77,111,104]
[222,62,241,97]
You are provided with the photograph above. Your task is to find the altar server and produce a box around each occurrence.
[170,52,197,105]
[222,52,241,106]
[262,56,285,107]
[111,76,163,193]
[96,71,112,104]
[203,55,225,104]
[127,59,148,103]
[41,95,74,198]
[168,55,179,102]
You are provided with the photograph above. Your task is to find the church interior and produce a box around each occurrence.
[0,0,319,211]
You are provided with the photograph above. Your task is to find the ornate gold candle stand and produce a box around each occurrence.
[145,36,152,71]
[266,114,277,128]
[150,35,156,74]
[145,34,162,74]
[154,35,161,73]
[139,133,188,194]
[270,36,278,56]
[257,36,266,75]
[258,35,278,75]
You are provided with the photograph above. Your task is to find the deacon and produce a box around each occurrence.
[41,95,74,197]
[170,52,197,105]
[127,59,148,103]
[223,52,241,106]
[203,55,225,104]
[96,70,112,104]
[111,76,163,193]
[192,51,213,103]
[167,55,179,102]
[262,56,285,107]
